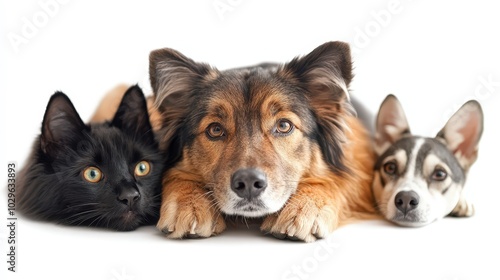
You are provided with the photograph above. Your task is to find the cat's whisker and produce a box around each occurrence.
[66,211,103,226]
[106,216,111,229]
[75,214,101,226]
[68,212,100,226]
[65,203,100,209]
[65,209,99,220]
[88,215,105,228]
[66,211,97,222]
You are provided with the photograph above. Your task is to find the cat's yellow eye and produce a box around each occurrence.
[135,161,151,177]
[83,167,103,183]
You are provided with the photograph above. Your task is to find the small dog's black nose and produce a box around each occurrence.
[118,189,141,207]
[395,190,419,214]
[231,168,267,200]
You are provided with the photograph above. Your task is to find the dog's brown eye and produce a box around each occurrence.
[206,123,226,139]
[431,169,447,181]
[275,119,294,135]
[383,162,397,175]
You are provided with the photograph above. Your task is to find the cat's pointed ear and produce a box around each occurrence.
[41,92,87,155]
[436,100,483,170]
[111,85,156,146]
[374,94,411,155]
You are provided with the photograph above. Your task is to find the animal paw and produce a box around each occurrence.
[157,187,226,238]
[449,197,475,217]
[261,196,337,243]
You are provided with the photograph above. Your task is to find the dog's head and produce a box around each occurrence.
[150,42,354,217]
[372,95,483,226]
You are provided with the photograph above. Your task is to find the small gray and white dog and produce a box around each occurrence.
[372,95,483,226]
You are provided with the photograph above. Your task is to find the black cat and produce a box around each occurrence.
[17,85,164,231]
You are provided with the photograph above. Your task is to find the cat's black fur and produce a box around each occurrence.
[17,85,164,231]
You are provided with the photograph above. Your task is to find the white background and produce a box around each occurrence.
[1,1,500,279]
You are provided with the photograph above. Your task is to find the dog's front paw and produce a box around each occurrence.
[449,197,475,217]
[261,194,337,243]
[157,186,226,239]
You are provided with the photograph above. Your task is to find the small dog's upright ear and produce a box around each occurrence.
[436,100,483,170]
[111,85,156,147]
[41,92,87,156]
[279,41,354,173]
[374,94,411,155]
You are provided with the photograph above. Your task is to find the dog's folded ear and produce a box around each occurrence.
[436,100,483,170]
[41,92,88,156]
[279,41,354,173]
[374,94,411,155]
[111,85,156,147]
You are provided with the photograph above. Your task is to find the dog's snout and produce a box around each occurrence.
[231,168,267,200]
[395,190,419,214]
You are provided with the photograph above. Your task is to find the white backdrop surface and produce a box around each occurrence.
[1,1,499,279]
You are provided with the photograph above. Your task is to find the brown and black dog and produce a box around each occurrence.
[149,41,377,242]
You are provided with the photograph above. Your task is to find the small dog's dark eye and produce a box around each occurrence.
[431,169,447,181]
[274,119,294,135]
[206,123,226,139]
[383,162,397,175]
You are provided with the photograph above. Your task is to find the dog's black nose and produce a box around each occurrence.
[231,168,267,200]
[118,189,141,207]
[395,191,419,214]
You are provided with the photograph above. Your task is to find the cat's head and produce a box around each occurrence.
[21,85,163,231]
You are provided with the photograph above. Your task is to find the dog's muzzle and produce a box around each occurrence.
[395,190,420,215]
[230,168,268,200]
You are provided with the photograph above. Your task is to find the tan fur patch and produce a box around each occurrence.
[90,84,130,123]
[156,168,226,238]
[90,84,163,135]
